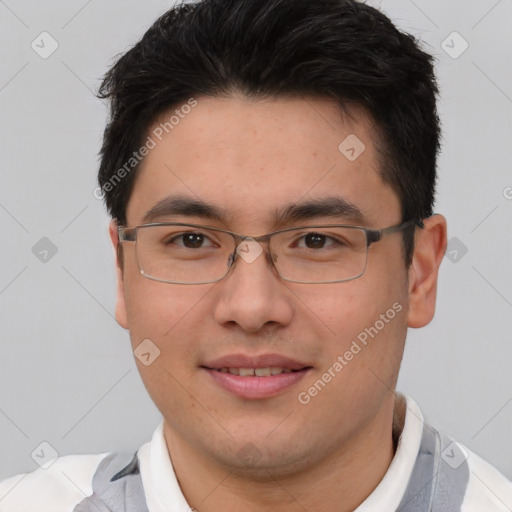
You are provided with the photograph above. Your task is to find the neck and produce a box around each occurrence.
[165,393,406,512]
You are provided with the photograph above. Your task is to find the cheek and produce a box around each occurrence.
[296,282,408,413]
[123,270,216,366]
[122,278,208,414]
[295,269,409,402]
[295,272,406,341]
[122,247,189,341]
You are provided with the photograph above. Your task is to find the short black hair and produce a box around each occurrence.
[97,0,440,267]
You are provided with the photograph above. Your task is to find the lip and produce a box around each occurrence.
[203,367,312,399]
[202,353,311,371]
[201,353,313,399]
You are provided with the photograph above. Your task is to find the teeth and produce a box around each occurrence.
[216,367,295,376]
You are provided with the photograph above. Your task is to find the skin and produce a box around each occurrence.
[109,95,447,512]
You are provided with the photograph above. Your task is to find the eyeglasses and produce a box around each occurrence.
[118,219,422,285]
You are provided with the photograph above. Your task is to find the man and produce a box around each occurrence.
[1,0,511,510]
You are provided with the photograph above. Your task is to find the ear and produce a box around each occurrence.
[109,220,129,329]
[406,214,447,328]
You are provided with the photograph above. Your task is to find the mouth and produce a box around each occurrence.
[205,366,304,376]
[200,353,313,399]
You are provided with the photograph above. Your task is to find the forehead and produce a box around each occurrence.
[125,95,400,229]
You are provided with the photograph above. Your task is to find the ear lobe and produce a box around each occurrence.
[406,214,447,328]
[109,220,129,329]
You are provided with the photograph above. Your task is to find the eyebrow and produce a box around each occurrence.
[141,194,367,228]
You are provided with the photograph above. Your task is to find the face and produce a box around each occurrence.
[111,95,427,477]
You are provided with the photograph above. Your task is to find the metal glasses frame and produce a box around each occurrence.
[118,219,423,284]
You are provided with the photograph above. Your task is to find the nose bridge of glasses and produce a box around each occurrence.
[231,231,272,245]
[228,232,278,268]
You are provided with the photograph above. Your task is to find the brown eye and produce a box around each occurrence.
[303,233,327,249]
[167,232,215,249]
[294,232,342,250]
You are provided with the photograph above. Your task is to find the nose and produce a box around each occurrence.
[212,239,294,333]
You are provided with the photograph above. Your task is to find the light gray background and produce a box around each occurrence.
[0,0,511,483]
